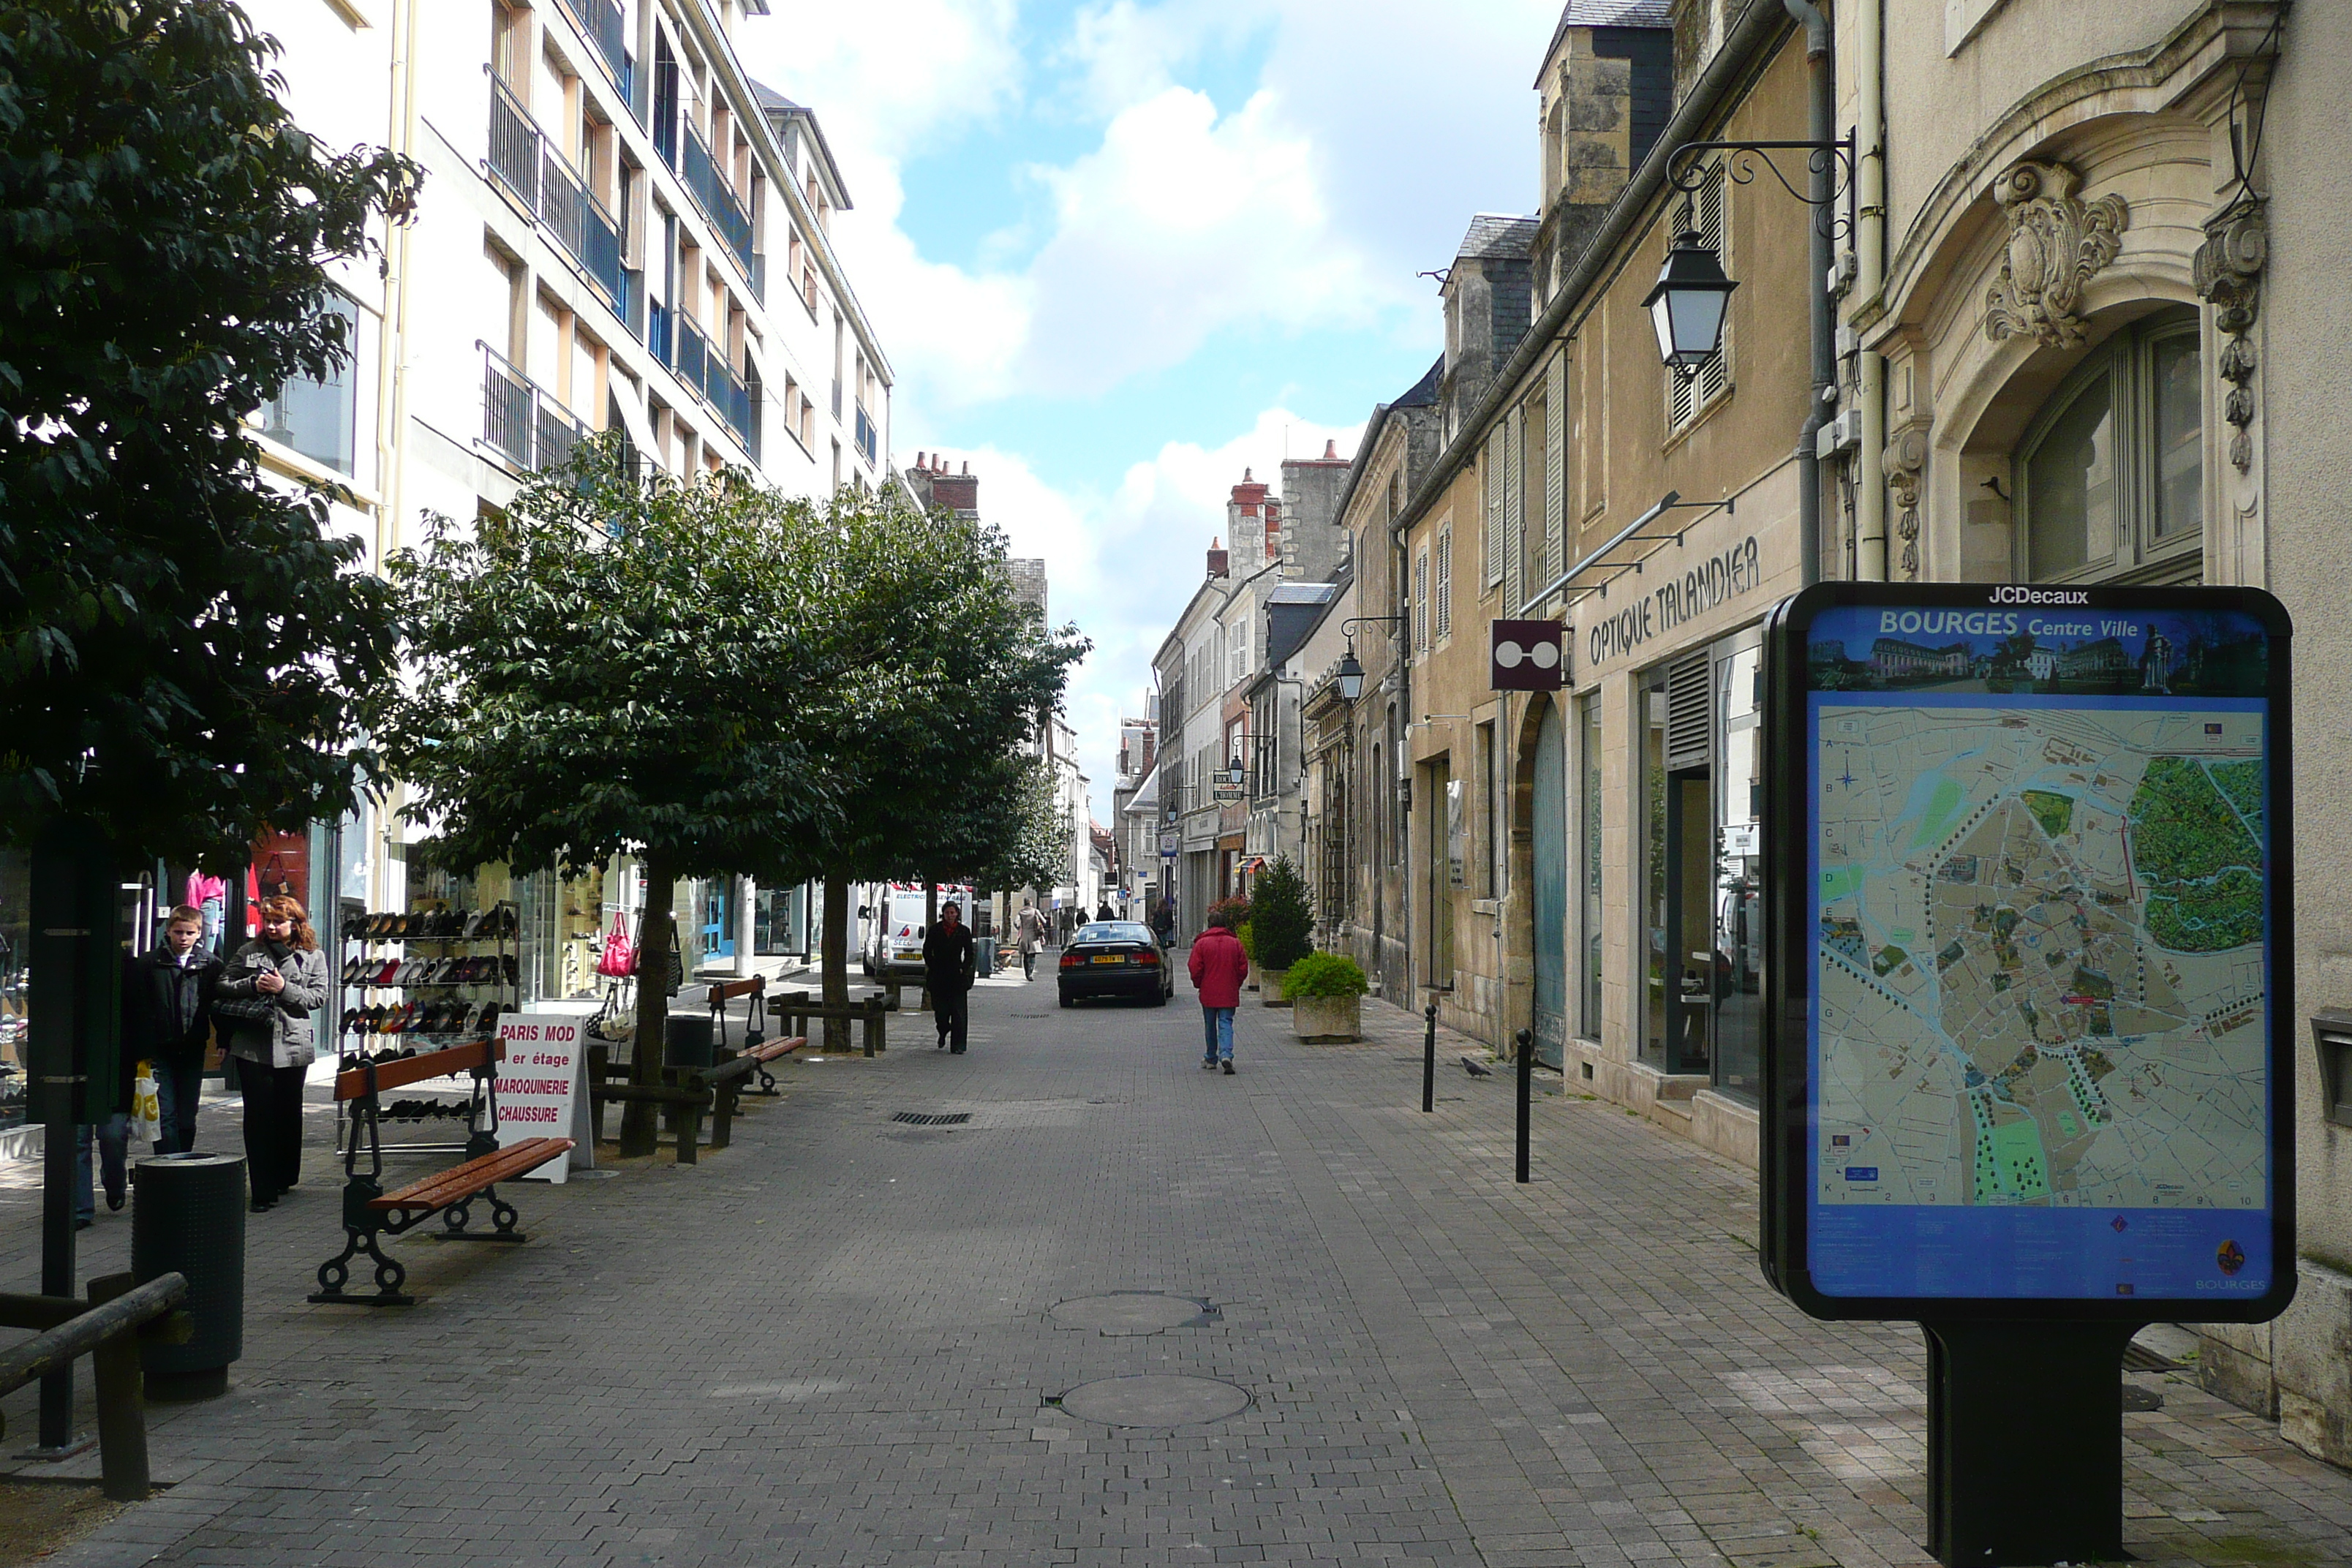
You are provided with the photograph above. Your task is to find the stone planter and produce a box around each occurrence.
[1291,992,1360,1041]
[1259,967,1289,1006]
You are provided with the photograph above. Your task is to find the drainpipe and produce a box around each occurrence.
[1855,0,1888,581]
[1787,0,1833,586]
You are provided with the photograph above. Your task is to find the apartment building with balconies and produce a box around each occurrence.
[236,0,900,998]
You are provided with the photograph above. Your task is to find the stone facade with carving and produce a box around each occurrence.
[1844,0,2351,1471]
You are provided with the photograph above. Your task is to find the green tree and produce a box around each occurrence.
[1250,855,1314,970]
[375,440,833,1153]
[767,487,1086,1044]
[0,1,416,864]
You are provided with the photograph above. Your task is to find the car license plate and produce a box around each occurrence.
[1091,954,1123,965]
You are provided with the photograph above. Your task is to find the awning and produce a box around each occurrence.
[1242,856,1268,874]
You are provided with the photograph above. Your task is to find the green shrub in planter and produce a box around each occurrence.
[1235,920,1255,962]
[1251,856,1314,971]
[1281,951,1369,1000]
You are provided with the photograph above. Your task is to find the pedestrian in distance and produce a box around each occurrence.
[1187,907,1249,1075]
[1151,894,1176,949]
[124,904,222,1156]
[1095,900,1115,923]
[924,901,978,1052]
[214,895,328,1213]
[1016,898,1047,981]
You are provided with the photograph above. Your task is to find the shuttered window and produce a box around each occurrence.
[1414,546,1429,652]
[1435,524,1453,642]
[1664,647,1713,772]
[1543,353,1567,583]
[1481,431,1504,587]
[1502,407,1524,611]
[1666,163,1731,434]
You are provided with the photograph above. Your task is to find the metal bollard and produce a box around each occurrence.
[1515,1028,1534,1183]
[1422,1003,1438,1113]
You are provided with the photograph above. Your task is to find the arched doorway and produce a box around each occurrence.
[1529,700,1566,1067]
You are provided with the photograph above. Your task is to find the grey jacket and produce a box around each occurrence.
[217,941,331,1070]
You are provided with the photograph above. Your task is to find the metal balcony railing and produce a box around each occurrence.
[554,0,633,114]
[486,79,631,328]
[481,344,585,472]
[671,318,758,454]
[680,125,754,271]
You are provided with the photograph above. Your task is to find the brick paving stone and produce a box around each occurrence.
[1,973,2348,1564]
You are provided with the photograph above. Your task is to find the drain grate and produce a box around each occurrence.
[2123,1343,2179,1373]
[891,1111,973,1126]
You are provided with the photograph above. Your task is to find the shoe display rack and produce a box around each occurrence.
[337,902,520,1150]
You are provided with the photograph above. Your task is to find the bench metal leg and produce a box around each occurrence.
[431,1185,526,1244]
[309,1224,413,1307]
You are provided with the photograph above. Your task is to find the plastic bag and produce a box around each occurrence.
[132,1061,162,1147]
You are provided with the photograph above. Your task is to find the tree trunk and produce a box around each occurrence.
[821,868,850,1053]
[619,850,676,1156]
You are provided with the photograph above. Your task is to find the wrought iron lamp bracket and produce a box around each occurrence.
[1666,137,1855,239]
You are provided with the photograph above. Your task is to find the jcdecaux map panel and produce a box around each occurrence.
[1763,586,2293,1316]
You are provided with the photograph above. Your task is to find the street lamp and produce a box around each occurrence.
[1641,230,1738,380]
[1226,757,1245,787]
[1335,648,1365,701]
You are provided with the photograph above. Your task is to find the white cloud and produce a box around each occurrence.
[932,405,1362,796]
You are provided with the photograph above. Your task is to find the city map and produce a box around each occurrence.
[1812,700,2268,1214]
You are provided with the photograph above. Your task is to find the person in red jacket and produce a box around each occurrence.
[1186,908,1250,1075]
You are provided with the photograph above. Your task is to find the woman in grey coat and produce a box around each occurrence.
[215,895,330,1212]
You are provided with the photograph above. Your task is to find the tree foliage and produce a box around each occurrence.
[374,440,833,885]
[0,1,416,863]
[1250,855,1314,970]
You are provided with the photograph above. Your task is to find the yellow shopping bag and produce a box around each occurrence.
[132,1060,162,1147]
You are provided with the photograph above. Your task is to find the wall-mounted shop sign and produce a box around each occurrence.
[1760,581,2295,1320]
[1585,534,1763,669]
[1490,619,1566,690]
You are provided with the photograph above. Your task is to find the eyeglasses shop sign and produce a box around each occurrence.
[1584,535,1760,668]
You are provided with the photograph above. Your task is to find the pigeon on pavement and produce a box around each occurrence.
[1461,1055,1494,1077]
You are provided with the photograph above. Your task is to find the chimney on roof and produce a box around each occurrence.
[1322,440,1338,460]
[1207,535,1229,578]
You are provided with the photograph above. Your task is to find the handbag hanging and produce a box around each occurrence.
[596,913,636,979]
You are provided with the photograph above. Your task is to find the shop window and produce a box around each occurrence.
[1428,758,1455,981]
[1640,651,1714,1075]
[259,289,360,475]
[1711,641,1764,1103]
[1579,691,1602,1039]
[1477,721,1499,898]
[2017,308,2201,584]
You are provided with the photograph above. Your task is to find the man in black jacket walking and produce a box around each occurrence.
[126,904,222,1155]
[923,901,978,1053]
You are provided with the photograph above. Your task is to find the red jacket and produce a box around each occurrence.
[1187,927,1250,1009]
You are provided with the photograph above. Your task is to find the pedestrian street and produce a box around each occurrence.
[4,973,2348,1568]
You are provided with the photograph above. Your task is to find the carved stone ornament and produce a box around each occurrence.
[1983,161,2130,350]
[2196,197,2266,472]
[1886,428,1929,581]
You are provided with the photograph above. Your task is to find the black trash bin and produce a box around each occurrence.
[664,1013,715,1070]
[132,1152,245,1401]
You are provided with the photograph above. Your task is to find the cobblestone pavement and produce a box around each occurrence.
[4,969,2348,1567]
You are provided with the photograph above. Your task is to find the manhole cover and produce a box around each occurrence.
[1049,1292,1217,1335]
[890,1111,973,1126]
[1055,1374,1250,1427]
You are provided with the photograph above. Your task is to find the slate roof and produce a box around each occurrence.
[1457,214,1539,262]
[1395,355,1444,409]
[1541,0,1673,79]
[1266,583,1341,607]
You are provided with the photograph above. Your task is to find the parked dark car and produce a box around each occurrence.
[1057,921,1172,1007]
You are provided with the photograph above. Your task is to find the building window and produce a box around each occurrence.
[2017,307,2202,584]
[1433,525,1453,643]
[1478,720,1502,899]
[1665,162,1730,434]
[1413,546,1429,652]
[1578,691,1602,1039]
[260,290,361,475]
[1428,758,1455,978]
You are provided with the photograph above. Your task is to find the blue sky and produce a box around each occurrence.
[739,0,1563,796]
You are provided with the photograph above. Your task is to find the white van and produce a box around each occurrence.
[859,884,978,979]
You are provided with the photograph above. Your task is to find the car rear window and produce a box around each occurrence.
[1075,923,1152,944]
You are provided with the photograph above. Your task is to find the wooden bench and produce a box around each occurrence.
[581,1037,802,1160]
[706,975,767,1053]
[310,1040,573,1307]
[769,992,889,1057]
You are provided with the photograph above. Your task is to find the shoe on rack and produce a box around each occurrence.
[1222,1060,1235,1075]
[463,910,488,939]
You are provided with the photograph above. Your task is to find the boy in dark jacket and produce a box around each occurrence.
[125,904,222,1155]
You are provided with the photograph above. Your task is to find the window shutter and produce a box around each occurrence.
[1544,353,1567,583]
[1664,648,1713,772]
[1503,405,1525,610]
[1481,432,1503,587]
[1414,547,1429,651]
[1435,526,1452,642]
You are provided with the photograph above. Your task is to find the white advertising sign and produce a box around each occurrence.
[494,1013,585,1182]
